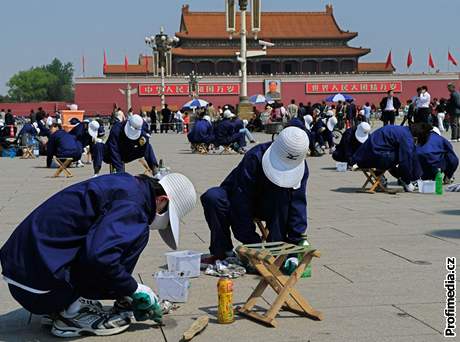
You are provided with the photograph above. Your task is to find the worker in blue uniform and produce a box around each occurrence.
[86,120,106,176]
[213,110,246,153]
[104,114,158,173]
[232,116,256,144]
[69,119,93,149]
[352,124,423,191]
[0,172,196,337]
[312,109,335,152]
[187,113,215,146]
[17,122,40,140]
[333,122,371,166]
[416,128,458,182]
[46,124,83,168]
[201,127,310,260]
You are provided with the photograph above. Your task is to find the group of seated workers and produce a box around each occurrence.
[46,114,158,176]
[332,122,458,192]
[188,109,250,154]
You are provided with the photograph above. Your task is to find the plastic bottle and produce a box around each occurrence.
[298,238,312,278]
[435,169,444,195]
[33,139,40,157]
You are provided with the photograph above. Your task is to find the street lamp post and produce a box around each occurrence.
[145,27,179,109]
[239,0,249,103]
[185,70,202,98]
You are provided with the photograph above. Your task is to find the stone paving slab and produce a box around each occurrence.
[0,131,458,341]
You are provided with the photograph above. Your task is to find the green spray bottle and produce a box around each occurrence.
[435,169,444,195]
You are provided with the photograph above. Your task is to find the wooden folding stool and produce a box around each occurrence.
[254,219,269,242]
[191,143,208,155]
[53,158,73,178]
[21,146,35,159]
[358,168,397,194]
[236,242,323,328]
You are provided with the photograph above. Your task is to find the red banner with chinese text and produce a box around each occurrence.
[305,82,402,94]
[138,84,240,96]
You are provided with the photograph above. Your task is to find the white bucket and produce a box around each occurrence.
[336,162,348,172]
[165,250,201,277]
[417,180,436,194]
[154,271,190,303]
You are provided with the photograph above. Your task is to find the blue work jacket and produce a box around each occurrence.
[221,142,309,243]
[70,122,92,148]
[46,130,82,167]
[0,174,156,299]
[103,121,158,172]
[332,127,362,164]
[214,119,236,146]
[187,119,215,144]
[416,132,459,179]
[352,125,420,183]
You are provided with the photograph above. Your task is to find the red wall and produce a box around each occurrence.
[0,102,68,116]
[74,76,460,114]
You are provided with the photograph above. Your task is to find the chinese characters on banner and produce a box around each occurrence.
[138,84,240,96]
[305,82,403,94]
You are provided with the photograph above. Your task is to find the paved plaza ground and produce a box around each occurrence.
[0,130,458,341]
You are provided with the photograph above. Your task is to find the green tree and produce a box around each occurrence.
[44,58,74,101]
[7,68,58,102]
[5,58,74,102]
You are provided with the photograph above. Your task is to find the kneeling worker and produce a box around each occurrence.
[416,126,458,182]
[104,114,158,173]
[213,110,246,153]
[0,172,196,337]
[46,123,82,168]
[333,122,371,166]
[201,127,310,260]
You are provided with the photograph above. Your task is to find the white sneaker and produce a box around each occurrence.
[41,298,103,328]
[402,182,415,192]
[51,307,130,337]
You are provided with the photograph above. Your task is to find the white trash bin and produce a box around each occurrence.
[165,250,201,277]
[154,271,190,303]
[336,162,348,172]
[417,180,436,194]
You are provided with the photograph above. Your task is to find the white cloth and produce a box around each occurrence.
[385,97,395,111]
[3,276,50,294]
[417,92,431,109]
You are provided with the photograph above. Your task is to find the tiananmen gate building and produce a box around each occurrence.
[74,4,460,114]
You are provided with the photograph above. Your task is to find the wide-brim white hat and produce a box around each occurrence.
[304,115,313,131]
[262,127,309,189]
[438,112,445,120]
[355,122,371,143]
[124,114,143,140]
[432,127,441,135]
[88,121,100,139]
[327,117,338,131]
[157,173,197,250]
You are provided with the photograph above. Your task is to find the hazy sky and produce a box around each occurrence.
[1,0,459,94]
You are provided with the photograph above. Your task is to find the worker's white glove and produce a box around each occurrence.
[130,284,162,323]
[351,164,359,171]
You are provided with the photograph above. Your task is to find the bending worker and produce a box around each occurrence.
[201,127,310,261]
[352,124,423,192]
[104,114,158,173]
[333,122,371,166]
[187,114,215,147]
[416,126,458,182]
[213,110,246,153]
[0,172,196,338]
[46,123,82,168]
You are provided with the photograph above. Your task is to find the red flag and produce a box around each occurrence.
[407,50,413,68]
[385,50,393,69]
[124,56,129,73]
[82,55,86,74]
[448,51,458,66]
[103,50,108,73]
[428,53,435,69]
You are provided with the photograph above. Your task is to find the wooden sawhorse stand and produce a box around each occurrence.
[21,147,35,159]
[357,168,397,194]
[53,158,73,178]
[236,242,323,328]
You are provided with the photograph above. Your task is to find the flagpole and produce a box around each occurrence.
[448,47,451,73]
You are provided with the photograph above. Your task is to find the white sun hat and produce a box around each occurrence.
[262,126,309,189]
[243,119,248,127]
[32,122,40,134]
[88,120,100,139]
[438,112,445,120]
[203,115,211,123]
[355,122,371,143]
[304,115,313,130]
[223,109,235,119]
[327,117,338,131]
[150,173,197,250]
[124,114,143,140]
[432,127,441,135]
